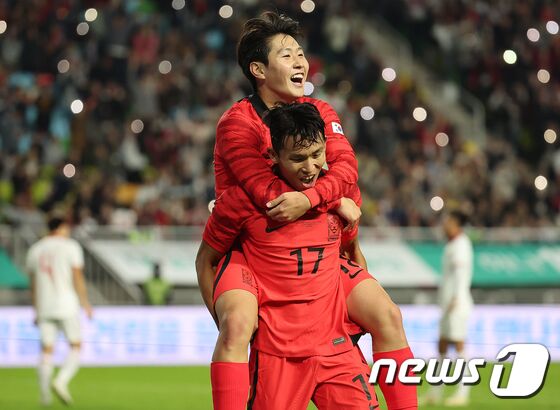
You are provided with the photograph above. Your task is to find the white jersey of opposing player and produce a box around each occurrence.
[438,232,473,310]
[26,236,84,320]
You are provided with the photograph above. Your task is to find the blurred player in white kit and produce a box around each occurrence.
[27,216,93,406]
[424,210,474,407]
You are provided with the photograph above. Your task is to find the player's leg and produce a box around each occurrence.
[248,349,315,410]
[312,347,379,410]
[211,250,259,410]
[341,258,417,410]
[37,320,56,406]
[52,315,82,405]
[421,331,451,405]
[444,309,472,406]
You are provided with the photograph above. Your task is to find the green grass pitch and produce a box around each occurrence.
[1,364,559,409]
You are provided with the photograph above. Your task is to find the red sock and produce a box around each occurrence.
[211,362,249,410]
[373,347,418,410]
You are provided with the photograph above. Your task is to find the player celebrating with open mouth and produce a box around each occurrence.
[198,11,417,410]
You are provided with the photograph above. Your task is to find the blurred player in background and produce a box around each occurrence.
[423,210,474,407]
[198,102,378,409]
[27,216,93,406]
[203,11,416,410]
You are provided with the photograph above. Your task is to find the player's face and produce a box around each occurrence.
[271,136,326,191]
[259,34,309,102]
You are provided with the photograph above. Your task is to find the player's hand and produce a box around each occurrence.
[266,192,311,222]
[84,304,94,320]
[337,197,361,231]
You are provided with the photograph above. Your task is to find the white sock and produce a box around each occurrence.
[55,348,81,386]
[38,352,54,399]
[456,351,471,398]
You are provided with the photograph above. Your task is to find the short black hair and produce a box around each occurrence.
[237,11,301,91]
[449,210,468,227]
[265,102,325,153]
[47,216,66,232]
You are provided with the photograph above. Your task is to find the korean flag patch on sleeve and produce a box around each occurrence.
[331,122,344,135]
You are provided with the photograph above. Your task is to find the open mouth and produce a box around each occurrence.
[300,174,315,184]
[290,73,304,85]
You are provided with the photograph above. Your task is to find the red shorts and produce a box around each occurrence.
[247,347,378,410]
[212,251,373,305]
[212,250,259,304]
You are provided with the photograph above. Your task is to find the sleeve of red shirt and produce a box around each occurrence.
[216,103,358,212]
[202,187,251,254]
[216,111,295,210]
[340,184,362,243]
[308,100,359,212]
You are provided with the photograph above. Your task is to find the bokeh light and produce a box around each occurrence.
[338,80,352,94]
[537,69,550,84]
[413,107,427,122]
[381,67,397,82]
[311,72,325,86]
[303,81,314,96]
[430,196,444,211]
[526,28,540,42]
[360,106,375,121]
[57,59,70,74]
[546,21,559,35]
[544,129,557,144]
[63,164,76,178]
[535,176,548,191]
[70,99,83,114]
[0,20,6,34]
[218,5,233,19]
[503,49,517,64]
[131,119,144,134]
[435,132,449,147]
[76,22,89,36]
[158,60,172,74]
[84,8,98,22]
[171,0,186,11]
[301,0,316,13]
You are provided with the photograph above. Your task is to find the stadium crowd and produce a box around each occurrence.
[0,0,558,228]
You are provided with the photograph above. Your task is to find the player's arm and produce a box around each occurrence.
[338,184,366,267]
[29,273,38,325]
[72,267,93,319]
[340,236,367,269]
[448,245,472,313]
[216,113,312,219]
[195,241,225,324]
[25,251,39,325]
[196,187,248,321]
[308,100,359,212]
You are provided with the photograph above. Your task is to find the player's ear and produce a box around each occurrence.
[268,147,279,164]
[250,62,266,80]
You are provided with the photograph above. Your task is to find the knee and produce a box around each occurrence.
[219,308,257,348]
[368,301,404,333]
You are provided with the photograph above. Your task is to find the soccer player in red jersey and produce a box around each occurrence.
[198,102,378,409]
[200,12,417,410]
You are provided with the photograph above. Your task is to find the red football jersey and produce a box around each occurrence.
[203,185,355,357]
[214,96,360,212]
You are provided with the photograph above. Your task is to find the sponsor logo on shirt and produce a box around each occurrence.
[331,122,344,135]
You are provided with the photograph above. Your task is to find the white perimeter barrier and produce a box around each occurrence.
[0,305,559,367]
